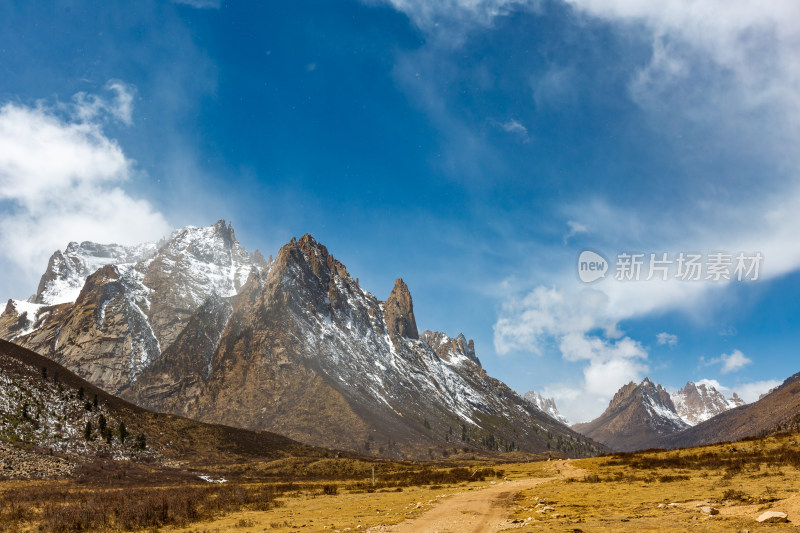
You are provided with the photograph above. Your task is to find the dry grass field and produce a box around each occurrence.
[508,432,800,532]
[3,432,800,532]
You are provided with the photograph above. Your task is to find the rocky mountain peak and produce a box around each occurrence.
[3,223,606,459]
[33,241,157,305]
[384,278,419,342]
[573,377,688,451]
[275,234,347,282]
[421,330,481,367]
[671,381,746,426]
[523,390,568,424]
[608,381,639,409]
[212,219,237,249]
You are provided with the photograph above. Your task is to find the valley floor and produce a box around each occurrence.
[3,433,800,531]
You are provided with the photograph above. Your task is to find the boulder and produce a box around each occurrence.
[756,511,788,523]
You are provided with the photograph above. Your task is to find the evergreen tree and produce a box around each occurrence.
[118,421,128,444]
[84,421,92,441]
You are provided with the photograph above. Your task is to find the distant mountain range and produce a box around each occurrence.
[0,220,602,459]
[573,377,795,451]
[572,378,690,452]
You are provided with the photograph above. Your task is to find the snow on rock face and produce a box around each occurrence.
[638,378,689,433]
[143,220,252,307]
[421,330,482,368]
[2,220,262,394]
[140,220,258,350]
[1,300,48,339]
[524,390,568,424]
[275,235,495,425]
[671,381,746,426]
[156,232,594,458]
[34,241,158,305]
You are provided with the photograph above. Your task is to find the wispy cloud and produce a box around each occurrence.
[0,83,170,285]
[498,118,528,139]
[563,220,588,244]
[372,0,795,421]
[172,0,221,9]
[656,332,678,347]
[366,0,543,44]
[72,80,137,126]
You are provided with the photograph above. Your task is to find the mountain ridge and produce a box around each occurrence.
[1,222,605,459]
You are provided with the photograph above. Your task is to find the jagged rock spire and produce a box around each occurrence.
[384,278,418,342]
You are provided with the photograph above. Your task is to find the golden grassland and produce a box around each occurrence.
[3,433,800,532]
[507,432,800,532]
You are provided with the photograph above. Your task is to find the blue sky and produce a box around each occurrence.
[1,0,799,422]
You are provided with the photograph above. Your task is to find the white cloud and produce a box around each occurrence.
[376,0,800,421]
[720,349,751,374]
[367,0,541,38]
[656,332,678,346]
[498,118,528,138]
[563,220,587,244]
[696,377,782,404]
[72,80,136,126]
[734,380,782,403]
[0,85,170,280]
[495,285,648,421]
[704,349,752,374]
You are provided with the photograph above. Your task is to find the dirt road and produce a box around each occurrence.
[370,460,584,533]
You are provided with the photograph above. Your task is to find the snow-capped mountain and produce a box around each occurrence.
[0,220,263,392]
[572,378,689,451]
[1,224,603,459]
[523,390,568,424]
[671,381,745,426]
[663,371,800,449]
[33,241,158,305]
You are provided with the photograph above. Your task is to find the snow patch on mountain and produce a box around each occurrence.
[3,300,48,338]
[524,390,569,424]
